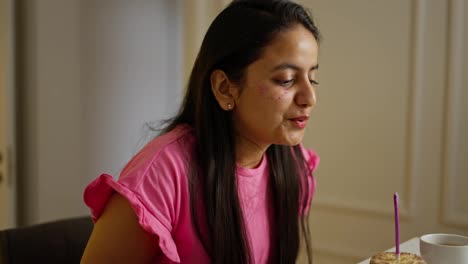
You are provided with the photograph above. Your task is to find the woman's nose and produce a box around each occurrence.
[295,79,316,108]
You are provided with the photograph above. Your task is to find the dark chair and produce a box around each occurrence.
[0,216,93,264]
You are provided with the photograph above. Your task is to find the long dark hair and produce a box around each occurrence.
[163,0,321,263]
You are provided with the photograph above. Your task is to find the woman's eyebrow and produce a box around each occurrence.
[270,63,319,72]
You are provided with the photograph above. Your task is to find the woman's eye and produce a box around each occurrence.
[309,79,319,86]
[275,79,294,87]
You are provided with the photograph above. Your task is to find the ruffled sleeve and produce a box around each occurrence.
[300,145,320,215]
[83,125,197,263]
[83,172,181,263]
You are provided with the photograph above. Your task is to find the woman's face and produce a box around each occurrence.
[232,24,319,149]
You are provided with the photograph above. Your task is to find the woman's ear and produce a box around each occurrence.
[210,69,238,111]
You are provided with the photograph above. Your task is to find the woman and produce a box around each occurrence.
[81,0,321,263]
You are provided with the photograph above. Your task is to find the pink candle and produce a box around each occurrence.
[394,192,400,257]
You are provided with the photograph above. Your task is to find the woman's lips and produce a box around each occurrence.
[289,116,309,129]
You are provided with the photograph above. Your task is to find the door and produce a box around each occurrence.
[0,0,15,229]
[17,0,183,225]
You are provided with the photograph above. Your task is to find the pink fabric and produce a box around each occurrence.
[83,125,319,263]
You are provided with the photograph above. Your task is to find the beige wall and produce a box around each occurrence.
[183,0,231,83]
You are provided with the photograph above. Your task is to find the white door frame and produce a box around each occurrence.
[0,0,16,229]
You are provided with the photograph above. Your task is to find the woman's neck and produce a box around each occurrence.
[235,134,269,169]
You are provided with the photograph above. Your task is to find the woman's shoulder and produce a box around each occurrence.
[119,124,195,183]
[83,125,196,262]
[298,144,320,173]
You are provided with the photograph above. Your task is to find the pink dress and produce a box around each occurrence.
[83,124,319,263]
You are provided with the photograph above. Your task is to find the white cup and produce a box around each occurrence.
[419,233,468,264]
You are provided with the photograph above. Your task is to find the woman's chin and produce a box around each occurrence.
[277,134,304,146]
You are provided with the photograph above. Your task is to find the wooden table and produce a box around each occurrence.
[357,237,420,264]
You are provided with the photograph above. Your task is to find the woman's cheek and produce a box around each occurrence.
[256,84,293,104]
[275,90,288,102]
[275,89,294,103]
[257,84,269,96]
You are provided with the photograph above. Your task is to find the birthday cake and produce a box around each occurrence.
[369,252,426,264]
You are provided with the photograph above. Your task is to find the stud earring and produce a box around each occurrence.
[227,103,233,110]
